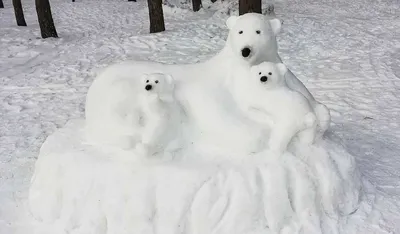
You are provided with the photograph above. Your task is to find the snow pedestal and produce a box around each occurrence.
[29,120,361,234]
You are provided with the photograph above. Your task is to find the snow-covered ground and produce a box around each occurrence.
[0,0,399,233]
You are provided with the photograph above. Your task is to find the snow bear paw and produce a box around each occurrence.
[314,103,331,135]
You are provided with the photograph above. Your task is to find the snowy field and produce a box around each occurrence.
[1,0,400,233]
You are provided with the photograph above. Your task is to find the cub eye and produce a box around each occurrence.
[239,30,243,34]
[259,72,262,75]
[155,80,159,84]
[256,30,261,34]
[146,80,149,83]
[268,72,272,75]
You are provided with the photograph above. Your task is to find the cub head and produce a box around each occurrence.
[250,62,288,89]
[141,73,174,97]
[226,13,282,65]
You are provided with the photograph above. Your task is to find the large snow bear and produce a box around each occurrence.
[85,72,185,154]
[244,62,317,154]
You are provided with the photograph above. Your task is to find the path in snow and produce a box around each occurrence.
[0,0,399,233]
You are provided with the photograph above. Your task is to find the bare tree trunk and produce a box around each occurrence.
[0,0,4,9]
[192,0,201,12]
[36,0,58,38]
[147,0,165,33]
[13,0,27,26]
[239,0,261,15]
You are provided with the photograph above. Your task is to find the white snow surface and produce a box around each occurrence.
[1,0,400,233]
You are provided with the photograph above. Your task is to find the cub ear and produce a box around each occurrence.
[164,74,175,90]
[269,18,282,35]
[140,73,149,83]
[226,15,239,30]
[164,74,174,84]
[276,63,288,76]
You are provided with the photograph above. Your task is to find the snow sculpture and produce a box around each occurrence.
[85,72,184,155]
[135,73,186,156]
[29,13,362,234]
[232,62,317,154]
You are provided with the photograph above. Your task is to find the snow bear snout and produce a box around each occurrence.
[145,84,152,91]
[241,47,252,58]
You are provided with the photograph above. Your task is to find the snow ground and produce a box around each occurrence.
[0,0,399,233]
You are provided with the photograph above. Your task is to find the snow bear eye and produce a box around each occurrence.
[239,30,243,34]
[269,72,272,75]
[258,72,262,75]
[155,80,159,84]
[146,80,149,83]
[256,30,261,34]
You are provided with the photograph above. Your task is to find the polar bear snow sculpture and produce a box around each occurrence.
[85,73,185,154]
[247,62,317,154]
[29,13,363,234]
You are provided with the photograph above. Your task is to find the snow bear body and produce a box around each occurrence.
[233,62,317,154]
[85,73,185,155]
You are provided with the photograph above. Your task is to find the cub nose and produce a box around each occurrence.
[260,76,268,82]
[145,84,152,91]
[241,47,251,58]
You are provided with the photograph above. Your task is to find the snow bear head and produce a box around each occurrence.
[226,13,282,65]
[250,62,288,89]
[141,73,175,99]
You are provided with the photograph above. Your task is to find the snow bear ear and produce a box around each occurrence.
[269,18,282,35]
[164,74,174,87]
[164,74,173,83]
[226,16,239,30]
[276,63,288,76]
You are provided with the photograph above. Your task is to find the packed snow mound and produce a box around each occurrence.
[29,120,361,234]
[29,13,360,234]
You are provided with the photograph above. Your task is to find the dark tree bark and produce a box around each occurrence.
[35,0,58,38]
[239,0,261,15]
[147,0,165,33]
[192,0,201,12]
[0,0,4,9]
[12,0,27,26]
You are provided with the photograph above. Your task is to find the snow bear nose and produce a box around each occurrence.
[145,84,152,91]
[241,47,251,58]
[260,76,268,82]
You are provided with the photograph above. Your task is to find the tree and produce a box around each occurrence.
[239,0,261,15]
[147,0,165,33]
[35,0,58,38]
[12,0,27,26]
[192,0,201,12]
[0,0,4,9]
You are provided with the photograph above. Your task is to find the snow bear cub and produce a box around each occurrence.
[248,62,317,154]
[135,73,185,156]
[85,72,184,156]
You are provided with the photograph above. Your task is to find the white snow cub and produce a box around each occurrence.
[135,73,185,156]
[85,73,184,156]
[248,62,317,154]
